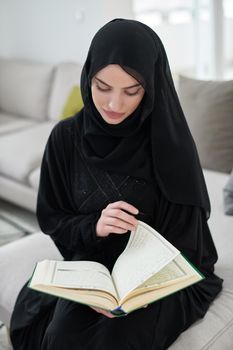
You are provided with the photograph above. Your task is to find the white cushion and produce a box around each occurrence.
[0,112,35,135]
[28,167,40,190]
[0,175,37,212]
[0,58,54,121]
[0,122,55,183]
[48,62,82,121]
[0,232,62,327]
[170,290,233,349]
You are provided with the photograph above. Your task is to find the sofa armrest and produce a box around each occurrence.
[0,232,62,327]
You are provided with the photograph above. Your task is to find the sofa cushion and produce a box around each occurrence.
[60,85,83,119]
[223,169,233,215]
[0,112,35,135]
[28,167,40,190]
[0,58,54,121]
[178,75,233,173]
[0,122,55,184]
[0,176,38,212]
[48,62,82,121]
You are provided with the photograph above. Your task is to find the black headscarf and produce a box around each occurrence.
[76,18,210,219]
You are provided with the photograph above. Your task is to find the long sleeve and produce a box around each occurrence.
[36,121,105,260]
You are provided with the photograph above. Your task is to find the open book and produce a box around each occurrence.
[29,221,204,316]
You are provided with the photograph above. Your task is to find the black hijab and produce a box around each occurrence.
[76,18,210,219]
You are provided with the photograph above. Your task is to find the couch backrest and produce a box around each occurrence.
[48,62,82,121]
[0,58,54,121]
[178,74,233,174]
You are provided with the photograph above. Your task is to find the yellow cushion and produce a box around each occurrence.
[60,85,83,119]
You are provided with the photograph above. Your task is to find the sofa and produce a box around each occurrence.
[0,58,233,348]
[0,58,83,212]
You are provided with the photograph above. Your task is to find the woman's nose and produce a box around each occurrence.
[108,93,122,111]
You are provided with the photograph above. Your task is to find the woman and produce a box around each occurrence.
[10,18,223,350]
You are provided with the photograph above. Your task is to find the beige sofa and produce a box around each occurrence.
[0,58,82,212]
[0,169,232,349]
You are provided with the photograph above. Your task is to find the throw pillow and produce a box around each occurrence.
[60,85,83,119]
[223,168,233,215]
[178,75,233,173]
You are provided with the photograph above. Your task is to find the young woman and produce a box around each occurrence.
[10,18,223,350]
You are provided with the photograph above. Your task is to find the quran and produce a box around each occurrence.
[29,221,204,316]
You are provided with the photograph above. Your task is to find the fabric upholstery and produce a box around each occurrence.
[223,169,233,215]
[0,122,55,183]
[60,85,83,119]
[0,112,35,135]
[48,63,82,121]
[28,167,40,190]
[178,75,233,174]
[0,58,54,121]
[0,233,61,327]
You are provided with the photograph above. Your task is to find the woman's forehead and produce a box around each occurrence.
[94,65,141,87]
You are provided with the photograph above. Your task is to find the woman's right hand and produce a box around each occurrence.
[96,201,139,238]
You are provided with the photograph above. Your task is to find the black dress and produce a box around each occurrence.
[10,118,223,350]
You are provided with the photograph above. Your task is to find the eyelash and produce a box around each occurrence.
[95,84,141,96]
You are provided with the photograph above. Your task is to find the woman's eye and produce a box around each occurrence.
[96,84,110,92]
[125,89,141,96]
[95,82,142,96]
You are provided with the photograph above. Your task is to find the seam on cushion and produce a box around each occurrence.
[201,318,233,349]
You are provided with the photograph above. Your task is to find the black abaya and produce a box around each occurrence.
[10,117,223,350]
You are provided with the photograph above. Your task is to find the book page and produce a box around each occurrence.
[31,260,117,298]
[120,254,203,304]
[112,221,180,300]
[139,260,186,287]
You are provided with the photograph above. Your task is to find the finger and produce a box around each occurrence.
[104,209,138,227]
[104,216,137,231]
[107,201,139,215]
[91,307,115,318]
[100,310,115,318]
[104,225,128,234]
[111,209,138,226]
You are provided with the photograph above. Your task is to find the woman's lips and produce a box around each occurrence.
[102,109,125,119]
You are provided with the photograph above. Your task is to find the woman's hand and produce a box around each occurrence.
[90,306,115,318]
[90,304,147,318]
[96,201,139,238]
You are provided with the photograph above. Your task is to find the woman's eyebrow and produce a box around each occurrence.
[95,77,141,89]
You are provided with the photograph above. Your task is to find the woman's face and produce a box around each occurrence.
[91,64,145,125]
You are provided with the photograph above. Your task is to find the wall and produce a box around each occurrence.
[0,0,232,78]
[0,0,134,64]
